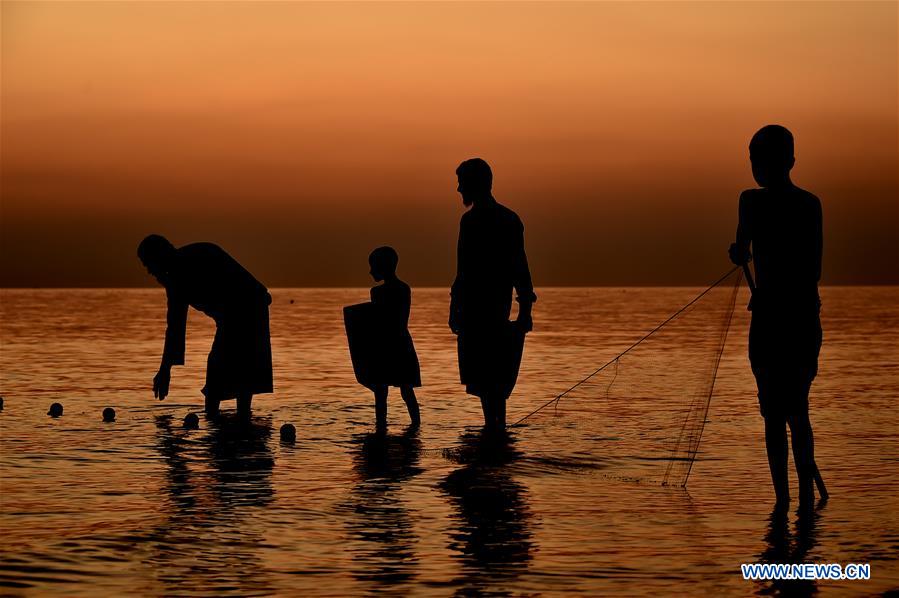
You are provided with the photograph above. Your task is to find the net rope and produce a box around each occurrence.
[505,266,743,487]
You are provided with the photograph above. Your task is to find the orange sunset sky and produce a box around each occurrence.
[1,1,896,287]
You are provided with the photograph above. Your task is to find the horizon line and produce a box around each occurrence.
[2,283,898,291]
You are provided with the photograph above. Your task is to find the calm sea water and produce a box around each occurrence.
[1,286,897,596]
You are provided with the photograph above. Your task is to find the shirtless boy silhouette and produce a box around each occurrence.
[729,125,823,510]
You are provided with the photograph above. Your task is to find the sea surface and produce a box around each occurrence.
[1,286,897,596]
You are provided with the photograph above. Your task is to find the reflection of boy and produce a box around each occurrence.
[729,125,823,510]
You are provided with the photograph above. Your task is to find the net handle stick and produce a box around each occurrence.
[740,261,828,500]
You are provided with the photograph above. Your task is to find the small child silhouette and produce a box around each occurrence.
[367,246,421,429]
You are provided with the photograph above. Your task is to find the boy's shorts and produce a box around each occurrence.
[749,307,822,419]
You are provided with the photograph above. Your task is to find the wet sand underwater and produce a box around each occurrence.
[1,287,897,595]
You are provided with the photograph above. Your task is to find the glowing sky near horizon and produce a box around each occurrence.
[1,1,896,287]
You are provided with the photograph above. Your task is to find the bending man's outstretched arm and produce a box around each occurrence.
[155,287,187,400]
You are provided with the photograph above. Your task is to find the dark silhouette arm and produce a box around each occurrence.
[153,286,187,400]
[730,191,753,266]
[161,287,188,368]
[449,219,466,334]
[512,219,536,330]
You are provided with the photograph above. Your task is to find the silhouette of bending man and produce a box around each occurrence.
[450,159,536,430]
[729,125,823,510]
[138,235,274,417]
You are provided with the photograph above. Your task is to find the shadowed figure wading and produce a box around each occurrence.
[450,159,536,431]
[729,125,824,511]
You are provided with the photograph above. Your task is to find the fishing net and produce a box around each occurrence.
[512,267,742,487]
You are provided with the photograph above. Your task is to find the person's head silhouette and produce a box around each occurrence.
[749,125,795,189]
[456,158,493,207]
[138,234,176,279]
[369,246,399,282]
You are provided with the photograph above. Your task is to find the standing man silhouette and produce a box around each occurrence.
[138,235,274,417]
[450,158,536,431]
[729,125,823,511]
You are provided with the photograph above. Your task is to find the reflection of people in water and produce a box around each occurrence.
[755,506,822,596]
[341,428,423,589]
[205,414,275,506]
[138,235,274,417]
[440,430,534,594]
[146,414,275,595]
